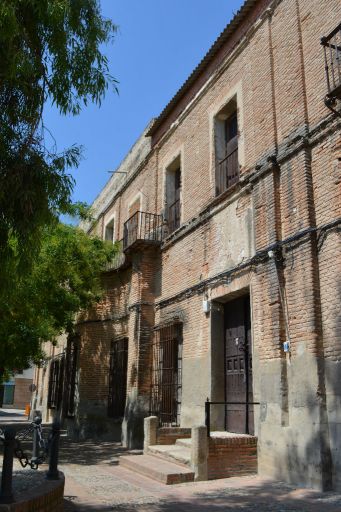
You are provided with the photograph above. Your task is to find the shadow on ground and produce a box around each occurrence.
[62,476,341,512]
[58,439,142,466]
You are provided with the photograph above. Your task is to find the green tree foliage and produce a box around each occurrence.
[0,219,117,371]
[0,0,117,271]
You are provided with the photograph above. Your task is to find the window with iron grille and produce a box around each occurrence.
[47,355,65,410]
[150,322,183,426]
[215,98,239,195]
[165,156,181,235]
[108,338,128,419]
[65,338,79,417]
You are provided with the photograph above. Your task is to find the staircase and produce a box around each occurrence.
[119,427,258,485]
[119,437,195,485]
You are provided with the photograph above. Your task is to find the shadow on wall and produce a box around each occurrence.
[72,275,130,441]
[270,267,341,491]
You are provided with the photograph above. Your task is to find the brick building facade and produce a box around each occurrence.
[33,0,341,491]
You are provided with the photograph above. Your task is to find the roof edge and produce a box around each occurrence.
[146,0,258,138]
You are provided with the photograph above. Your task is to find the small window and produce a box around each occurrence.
[215,98,239,195]
[105,218,115,243]
[165,157,181,234]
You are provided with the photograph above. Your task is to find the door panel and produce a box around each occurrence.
[225,295,253,434]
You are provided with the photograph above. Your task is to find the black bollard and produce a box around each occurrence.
[46,418,60,480]
[0,427,16,504]
[31,416,42,464]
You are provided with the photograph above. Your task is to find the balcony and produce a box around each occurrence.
[321,23,341,106]
[123,211,163,252]
[105,240,128,271]
[216,148,239,196]
[166,198,181,234]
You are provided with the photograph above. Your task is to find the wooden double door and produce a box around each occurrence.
[224,295,254,435]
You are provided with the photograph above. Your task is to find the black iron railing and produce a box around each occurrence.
[47,354,65,410]
[216,148,239,195]
[167,198,181,234]
[321,23,341,105]
[0,418,62,504]
[205,399,260,437]
[123,211,163,251]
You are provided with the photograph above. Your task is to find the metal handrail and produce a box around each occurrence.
[321,23,341,107]
[123,211,163,250]
[205,398,260,437]
[321,22,341,44]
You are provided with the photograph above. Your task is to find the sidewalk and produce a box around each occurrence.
[58,440,341,511]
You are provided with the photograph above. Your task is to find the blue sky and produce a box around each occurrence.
[44,0,244,206]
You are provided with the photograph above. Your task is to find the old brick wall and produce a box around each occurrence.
[33,0,341,488]
[208,436,258,480]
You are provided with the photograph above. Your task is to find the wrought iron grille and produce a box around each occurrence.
[321,23,341,104]
[167,198,181,234]
[216,148,239,195]
[47,354,65,410]
[108,338,128,419]
[123,211,163,251]
[65,339,78,417]
[150,323,183,427]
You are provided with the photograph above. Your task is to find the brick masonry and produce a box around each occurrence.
[208,435,258,480]
[156,427,192,445]
[33,0,341,491]
[0,474,64,512]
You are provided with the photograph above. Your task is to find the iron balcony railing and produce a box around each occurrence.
[167,198,181,234]
[216,147,239,196]
[105,240,127,271]
[123,211,163,251]
[321,23,341,105]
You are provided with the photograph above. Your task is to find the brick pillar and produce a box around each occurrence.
[122,247,160,449]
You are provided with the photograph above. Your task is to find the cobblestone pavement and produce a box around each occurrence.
[58,440,341,512]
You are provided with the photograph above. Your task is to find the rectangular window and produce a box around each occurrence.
[215,100,239,195]
[165,158,181,234]
[108,338,128,419]
[150,322,183,426]
[105,218,115,243]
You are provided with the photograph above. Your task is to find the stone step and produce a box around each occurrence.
[148,444,191,467]
[175,438,192,448]
[119,454,195,485]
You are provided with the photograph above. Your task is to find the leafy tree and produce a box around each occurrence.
[0,218,117,372]
[0,0,117,275]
